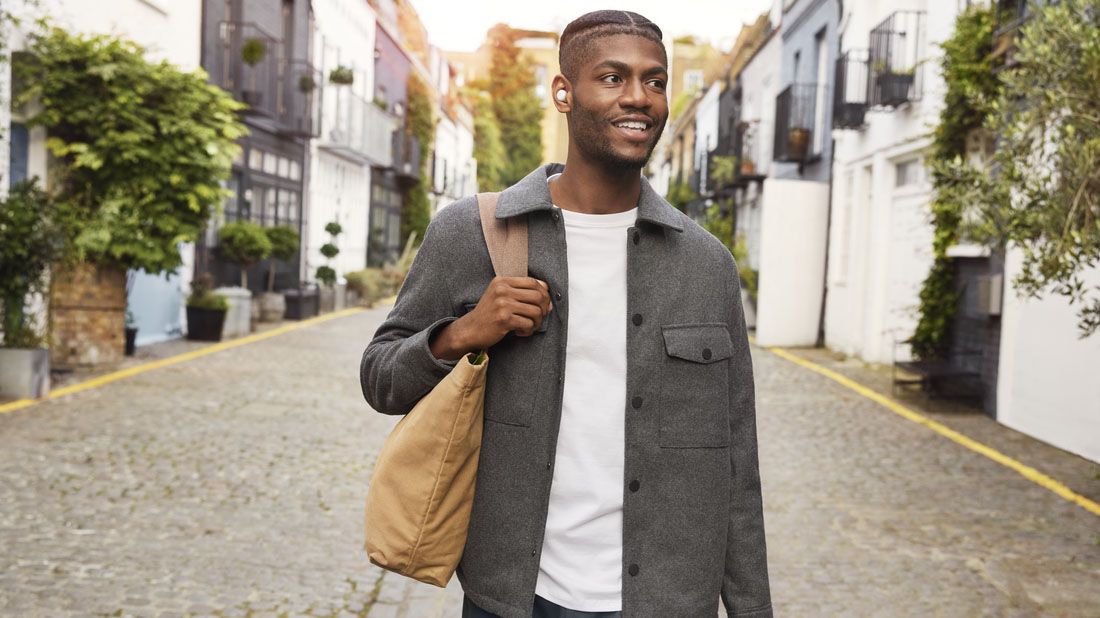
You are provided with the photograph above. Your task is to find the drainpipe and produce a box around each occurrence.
[816,1,844,348]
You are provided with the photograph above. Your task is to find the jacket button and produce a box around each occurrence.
[628,564,639,576]
[631,396,643,409]
[702,347,712,360]
[555,291,562,301]
[531,549,537,556]
[632,231,640,245]
[546,461,551,470]
[631,313,643,326]
[629,479,640,492]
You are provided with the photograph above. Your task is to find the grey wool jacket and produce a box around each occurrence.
[360,162,772,618]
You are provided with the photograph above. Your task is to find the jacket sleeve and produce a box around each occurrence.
[720,251,773,618]
[359,206,465,416]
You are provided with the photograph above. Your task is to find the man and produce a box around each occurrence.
[360,10,771,618]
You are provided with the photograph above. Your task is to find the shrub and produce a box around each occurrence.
[0,180,63,348]
[264,225,299,293]
[186,273,228,311]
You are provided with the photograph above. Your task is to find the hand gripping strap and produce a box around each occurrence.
[476,193,528,278]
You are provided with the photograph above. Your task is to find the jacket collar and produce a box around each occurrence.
[494,162,685,233]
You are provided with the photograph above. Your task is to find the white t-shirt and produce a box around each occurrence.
[535,173,636,612]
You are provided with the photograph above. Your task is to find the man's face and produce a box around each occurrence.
[567,34,669,171]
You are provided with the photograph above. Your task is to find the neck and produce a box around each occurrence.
[549,150,642,215]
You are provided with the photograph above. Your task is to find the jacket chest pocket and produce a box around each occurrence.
[658,323,732,448]
[482,330,545,427]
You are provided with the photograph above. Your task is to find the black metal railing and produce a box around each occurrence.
[279,60,322,138]
[774,83,819,163]
[392,131,421,185]
[834,49,869,129]
[709,119,763,193]
[214,21,281,118]
[868,11,925,108]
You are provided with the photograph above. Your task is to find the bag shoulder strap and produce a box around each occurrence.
[476,192,528,278]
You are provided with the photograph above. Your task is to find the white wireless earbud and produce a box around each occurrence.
[556,89,567,102]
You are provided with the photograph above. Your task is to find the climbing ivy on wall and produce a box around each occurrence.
[910,6,1000,360]
[401,73,434,248]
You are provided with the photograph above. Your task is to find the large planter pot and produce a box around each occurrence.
[334,282,347,311]
[787,128,811,161]
[259,291,286,322]
[0,348,50,399]
[284,286,319,320]
[124,327,138,356]
[185,306,227,341]
[877,71,914,107]
[213,287,253,338]
[319,286,336,313]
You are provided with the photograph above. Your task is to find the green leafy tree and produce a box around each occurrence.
[402,74,434,248]
[12,27,247,276]
[910,6,999,359]
[469,89,506,192]
[665,180,698,212]
[263,225,299,293]
[486,25,543,185]
[218,221,272,289]
[962,0,1100,337]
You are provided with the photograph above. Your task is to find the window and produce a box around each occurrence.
[278,156,290,178]
[895,158,922,187]
[263,152,278,176]
[289,161,301,181]
[249,148,263,171]
[8,123,29,187]
[683,69,704,93]
[265,187,278,224]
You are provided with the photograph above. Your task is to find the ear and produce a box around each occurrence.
[551,74,571,113]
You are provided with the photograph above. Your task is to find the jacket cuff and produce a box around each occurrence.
[408,315,463,377]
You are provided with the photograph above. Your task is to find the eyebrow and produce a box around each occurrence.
[591,59,668,77]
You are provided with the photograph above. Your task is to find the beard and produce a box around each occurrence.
[568,96,665,172]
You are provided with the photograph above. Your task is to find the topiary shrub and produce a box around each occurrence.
[218,221,272,289]
[263,225,299,293]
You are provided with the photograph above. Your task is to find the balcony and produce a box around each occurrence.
[709,120,764,195]
[214,21,281,118]
[278,60,322,138]
[391,131,421,187]
[320,91,398,166]
[834,49,869,129]
[773,83,821,163]
[868,11,925,108]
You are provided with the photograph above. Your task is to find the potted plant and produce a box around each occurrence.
[740,157,756,176]
[240,37,267,108]
[317,221,342,312]
[260,225,299,322]
[873,59,915,107]
[329,65,355,86]
[124,310,138,356]
[0,181,60,399]
[186,273,228,341]
[216,221,271,336]
[298,74,317,94]
[787,127,811,161]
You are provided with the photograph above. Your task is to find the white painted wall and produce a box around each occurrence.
[825,0,960,363]
[997,248,1100,464]
[755,178,830,347]
[309,0,378,279]
[694,82,721,195]
[432,105,477,214]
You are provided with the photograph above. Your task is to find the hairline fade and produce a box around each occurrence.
[558,11,666,83]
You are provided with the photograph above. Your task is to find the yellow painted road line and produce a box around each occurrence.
[753,338,1100,519]
[0,307,366,416]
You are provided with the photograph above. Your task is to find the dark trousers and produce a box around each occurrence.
[462,594,622,618]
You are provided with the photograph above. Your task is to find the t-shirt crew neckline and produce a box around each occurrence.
[547,172,638,228]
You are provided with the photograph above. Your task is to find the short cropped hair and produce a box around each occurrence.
[558,10,666,83]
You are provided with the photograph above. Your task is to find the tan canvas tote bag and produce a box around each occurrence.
[364,192,528,587]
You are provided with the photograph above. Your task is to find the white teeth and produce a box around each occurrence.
[615,121,647,131]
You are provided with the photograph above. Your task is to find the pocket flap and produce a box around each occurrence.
[662,323,732,363]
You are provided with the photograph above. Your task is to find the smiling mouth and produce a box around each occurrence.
[611,120,652,142]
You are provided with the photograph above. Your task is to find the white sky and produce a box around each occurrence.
[409,1,775,53]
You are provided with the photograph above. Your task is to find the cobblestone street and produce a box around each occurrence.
[1,306,1098,617]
